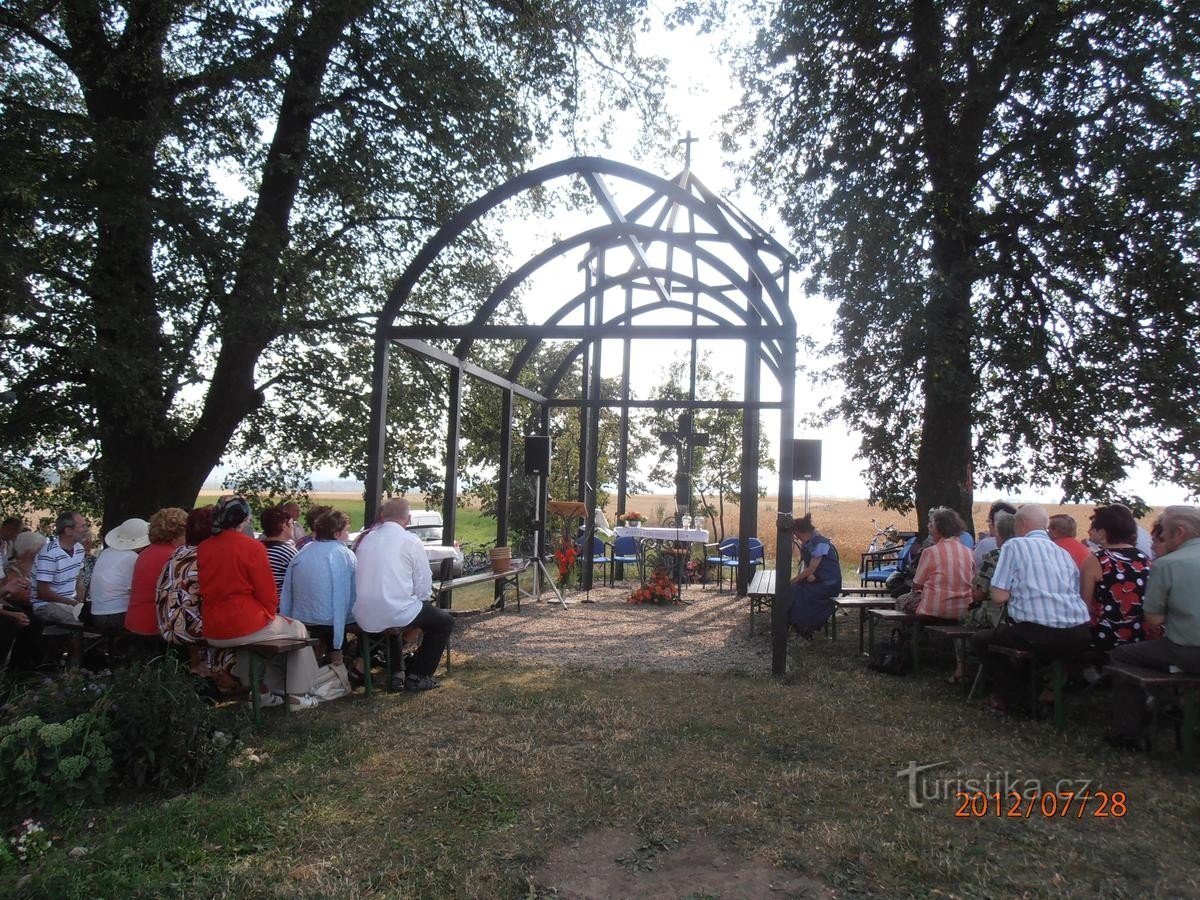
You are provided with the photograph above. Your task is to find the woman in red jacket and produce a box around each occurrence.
[198,496,319,710]
[125,507,187,636]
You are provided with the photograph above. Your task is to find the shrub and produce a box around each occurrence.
[0,713,112,814]
[1,656,227,817]
[96,658,223,792]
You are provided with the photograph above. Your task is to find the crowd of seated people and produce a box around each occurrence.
[0,494,456,704]
[839,498,1200,753]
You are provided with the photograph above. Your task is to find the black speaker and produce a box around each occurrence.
[793,439,822,481]
[524,435,551,476]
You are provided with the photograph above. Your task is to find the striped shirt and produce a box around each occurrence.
[33,538,85,610]
[991,530,1089,628]
[262,540,297,593]
[912,536,974,619]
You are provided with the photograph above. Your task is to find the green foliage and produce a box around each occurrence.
[730,0,1200,518]
[1,657,227,820]
[0,1,664,526]
[0,713,112,816]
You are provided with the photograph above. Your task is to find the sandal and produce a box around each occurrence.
[947,673,964,685]
[986,696,1008,715]
[287,694,320,711]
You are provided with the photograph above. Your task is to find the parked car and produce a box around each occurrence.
[347,508,463,577]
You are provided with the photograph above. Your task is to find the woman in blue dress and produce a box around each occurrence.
[788,515,843,638]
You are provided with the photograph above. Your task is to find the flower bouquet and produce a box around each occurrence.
[618,511,647,526]
[553,543,578,588]
[627,565,681,605]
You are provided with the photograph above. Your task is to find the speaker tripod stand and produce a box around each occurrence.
[527,519,570,608]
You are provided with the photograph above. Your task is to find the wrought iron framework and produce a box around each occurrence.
[365,156,801,674]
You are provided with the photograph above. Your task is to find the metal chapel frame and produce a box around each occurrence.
[364,157,801,674]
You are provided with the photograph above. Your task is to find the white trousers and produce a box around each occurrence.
[207,616,318,697]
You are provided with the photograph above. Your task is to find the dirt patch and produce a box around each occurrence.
[532,828,831,899]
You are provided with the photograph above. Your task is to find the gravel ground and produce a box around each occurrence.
[452,581,779,674]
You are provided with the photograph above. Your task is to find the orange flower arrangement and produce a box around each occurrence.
[618,511,646,525]
[627,565,680,605]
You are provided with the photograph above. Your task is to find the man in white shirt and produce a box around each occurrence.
[33,510,87,625]
[353,498,454,692]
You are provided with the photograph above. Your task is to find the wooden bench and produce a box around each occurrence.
[986,645,1108,730]
[924,625,984,697]
[345,623,422,697]
[229,637,321,725]
[435,559,531,611]
[865,608,924,672]
[1105,662,1200,771]
[831,596,895,652]
[746,570,775,635]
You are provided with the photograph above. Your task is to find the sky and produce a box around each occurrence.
[299,7,1191,507]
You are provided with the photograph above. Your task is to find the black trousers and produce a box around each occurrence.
[389,601,456,678]
[972,621,1091,710]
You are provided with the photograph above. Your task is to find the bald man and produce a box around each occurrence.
[970,504,1091,715]
[353,498,454,692]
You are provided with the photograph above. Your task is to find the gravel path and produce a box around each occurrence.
[453,581,778,674]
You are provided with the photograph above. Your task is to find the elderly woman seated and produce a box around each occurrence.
[199,496,320,710]
[280,509,355,679]
[897,507,974,622]
[125,507,188,637]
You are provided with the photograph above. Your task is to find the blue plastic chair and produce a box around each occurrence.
[861,536,916,585]
[575,535,611,586]
[706,538,739,589]
[716,537,764,593]
[610,535,642,584]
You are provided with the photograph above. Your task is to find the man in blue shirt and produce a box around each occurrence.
[970,505,1091,714]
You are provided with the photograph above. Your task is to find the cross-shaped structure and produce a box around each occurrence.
[678,131,698,169]
[657,411,709,516]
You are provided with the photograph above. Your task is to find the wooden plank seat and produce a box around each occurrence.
[1105,662,1200,771]
[831,596,895,652]
[435,559,530,611]
[344,623,422,697]
[219,636,321,725]
[865,608,925,672]
[746,570,776,635]
[985,645,1109,730]
[924,625,984,697]
[39,619,103,668]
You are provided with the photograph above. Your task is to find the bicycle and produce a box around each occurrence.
[856,519,900,575]
[460,541,495,575]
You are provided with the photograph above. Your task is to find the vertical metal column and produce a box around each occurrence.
[616,285,632,520]
[581,255,605,591]
[497,386,513,547]
[738,332,760,596]
[364,334,392,524]
[577,262,593,503]
[772,333,798,676]
[440,364,462,609]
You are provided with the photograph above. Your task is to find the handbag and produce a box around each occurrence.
[311,662,351,701]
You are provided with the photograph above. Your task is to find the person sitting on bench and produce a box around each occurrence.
[1106,505,1200,750]
[896,507,974,624]
[787,514,842,640]
[199,496,320,710]
[952,511,1015,683]
[353,498,454,692]
[971,504,1091,715]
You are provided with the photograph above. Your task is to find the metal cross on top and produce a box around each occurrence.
[678,131,698,169]
[657,411,709,516]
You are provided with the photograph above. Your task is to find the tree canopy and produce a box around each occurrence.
[731,0,1200,530]
[0,0,659,525]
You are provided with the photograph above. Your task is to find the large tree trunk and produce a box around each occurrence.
[915,223,976,538]
[61,0,369,525]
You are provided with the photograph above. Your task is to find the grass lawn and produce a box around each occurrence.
[12,623,1200,898]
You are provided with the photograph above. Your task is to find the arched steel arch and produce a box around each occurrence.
[365,156,800,676]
